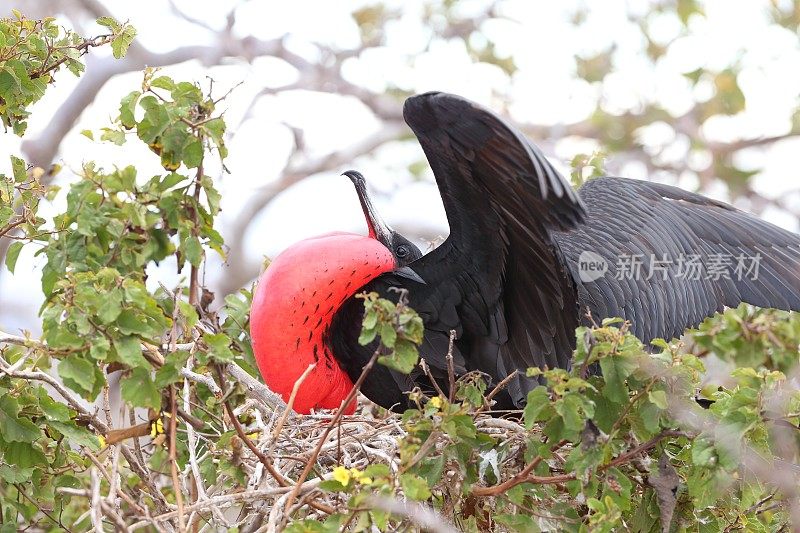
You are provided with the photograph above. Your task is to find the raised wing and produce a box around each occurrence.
[374,92,586,404]
[554,177,800,342]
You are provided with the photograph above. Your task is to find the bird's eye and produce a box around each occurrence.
[396,245,409,258]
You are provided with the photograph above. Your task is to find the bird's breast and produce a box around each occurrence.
[250,233,396,413]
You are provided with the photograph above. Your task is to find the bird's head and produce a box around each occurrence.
[250,171,423,414]
[342,170,423,267]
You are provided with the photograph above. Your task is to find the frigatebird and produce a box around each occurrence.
[250,91,800,414]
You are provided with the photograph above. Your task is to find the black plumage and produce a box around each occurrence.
[328,91,800,411]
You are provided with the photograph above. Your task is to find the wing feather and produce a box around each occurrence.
[555,177,800,343]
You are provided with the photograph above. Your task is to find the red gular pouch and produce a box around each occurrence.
[250,232,396,414]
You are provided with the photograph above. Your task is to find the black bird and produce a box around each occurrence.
[251,92,800,413]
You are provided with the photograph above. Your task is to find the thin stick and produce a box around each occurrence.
[169,387,186,532]
[486,370,518,403]
[472,430,688,496]
[90,467,103,533]
[188,161,203,307]
[419,359,447,399]
[446,329,457,401]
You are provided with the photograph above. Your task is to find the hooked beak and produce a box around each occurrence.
[343,170,393,249]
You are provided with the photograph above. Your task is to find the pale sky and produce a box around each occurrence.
[1,0,799,333]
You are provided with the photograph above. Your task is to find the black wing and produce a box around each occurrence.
[357,92,800,411]
[554,177,800,342]
[370,92,586,406]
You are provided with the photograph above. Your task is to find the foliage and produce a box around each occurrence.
[0,12,135,135]
[570,151,607,188]
[288,317,800,532]
[691,304,800,373]
[0,16,255,530]
[1,8,800,533]
[357,290,425,374]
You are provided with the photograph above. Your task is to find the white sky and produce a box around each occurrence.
[1,0,799,332]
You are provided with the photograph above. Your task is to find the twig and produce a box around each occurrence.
[0,329,32,346]
[180,368,222,396]
[472,431,689,496]
[471,439,567,497]
[446,330,457,401]
[482,369,519,410]
[419,359,447,399]
[169,387,186,532]
[182,357,228,530]
[84,449,145,515]
[90,467,103,533]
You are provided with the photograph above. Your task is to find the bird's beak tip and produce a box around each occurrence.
[342,170,363,184]
[394,266,426,285]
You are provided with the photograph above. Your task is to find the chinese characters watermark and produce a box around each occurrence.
[577,251,762,283]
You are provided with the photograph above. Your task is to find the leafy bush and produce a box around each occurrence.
[1,13,799,532]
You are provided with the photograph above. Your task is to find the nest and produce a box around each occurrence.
[168,394,532,533]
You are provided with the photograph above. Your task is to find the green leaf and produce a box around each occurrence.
[523,386,551,429]
[648,390,668,410]
[96,289,123,323]
[5,241,23,273]
[378,322,397,348]
[137,96,170,143]
[0,465,33,483]
[41,264,59,297]
[202,332,234,363]
[96,16,122,32]
[0,205,14,228]
[150,76,175,91]
[49,421,100,450]
[318,479,348,492]
[692,437,716,467]
[111,26,137,59]
[555,394,585,432]
[10,155,26,182]
[90,336,111,360]
[182,137,203,168]
[119,90,140,129]
[36,388,71,422]
[0,396,41,443]
[358,326,377,346]
[390,338,419,374]
[58,357,97,396]
[0,69,18,97]
[121,367,161,409]
[599,355,637,404]
[183,234,203,266]
[178,300,199,330]
[100,127,126,145]
[399,473,431,501]
[362,309,378,330]
[158,172,189,191]
[495,514,541,533]
[114,336,147,367]
[155,350,191,388]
